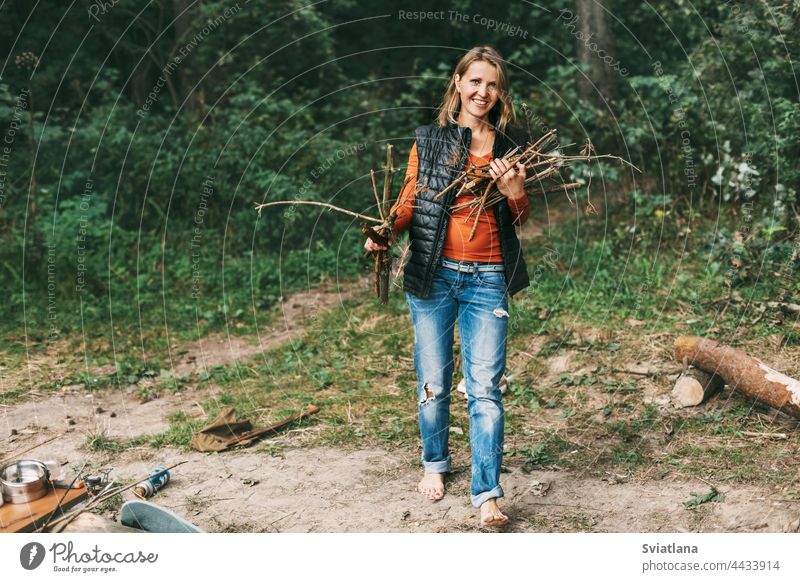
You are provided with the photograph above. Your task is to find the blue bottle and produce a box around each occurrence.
[133,467,171,499]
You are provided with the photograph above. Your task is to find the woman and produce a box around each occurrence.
[365,46,530,527]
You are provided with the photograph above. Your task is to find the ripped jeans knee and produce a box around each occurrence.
[418,382,448,406]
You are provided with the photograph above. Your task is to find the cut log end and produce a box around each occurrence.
[674,335,703,361]
[671,367,724,408]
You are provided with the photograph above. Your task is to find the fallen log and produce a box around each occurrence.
[674,336,800,419]
[671,366,725,408]
[766,301,800,316]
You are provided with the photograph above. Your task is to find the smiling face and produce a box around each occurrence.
[454,60,500,124]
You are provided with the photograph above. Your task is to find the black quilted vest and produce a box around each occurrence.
[402,122,531,298]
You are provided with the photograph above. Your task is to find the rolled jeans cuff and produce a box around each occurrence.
[422,453,451,474]
[471,485,504,508]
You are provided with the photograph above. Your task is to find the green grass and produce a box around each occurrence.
[148,412,206,449]
[92,493,125,515]
[0,229,369,346]
[512,434,580,471]
[83,429,150,454]
[520,206,797,339]
[83,430,127,454]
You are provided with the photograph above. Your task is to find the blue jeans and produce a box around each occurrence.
[406,262,509,508]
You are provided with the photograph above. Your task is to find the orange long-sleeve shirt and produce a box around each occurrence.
[390,142,530,263]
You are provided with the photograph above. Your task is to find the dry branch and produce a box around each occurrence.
[221,404,320,448]
[375,145,395,304]
[254,200,381,223]
[254,145,419,305]
[0,434,61,465]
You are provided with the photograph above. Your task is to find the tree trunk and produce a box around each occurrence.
[171,0,195,111]
[575,0,618,107]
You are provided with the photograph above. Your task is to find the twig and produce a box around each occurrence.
[375,144,395,305]
[268,510,297,529]
[45,481,120,532]
[521,103,534,144]
[741,431,788,439]
[0,434,61,465]
[382,144,394,218]
[393,242,411,279]
[38,463,87,532]
[222,406,320,448]
[696,476,719,491]
[255,200,381,223]
[370,169,384,221]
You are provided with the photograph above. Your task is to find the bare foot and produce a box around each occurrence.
[480,498,509,527]
[417,472,445,500]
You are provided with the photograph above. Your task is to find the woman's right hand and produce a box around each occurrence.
[364,232,395,252]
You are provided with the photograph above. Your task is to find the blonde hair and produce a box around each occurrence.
[436,45,516,131]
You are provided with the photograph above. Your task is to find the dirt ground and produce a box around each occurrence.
[3,385,799,532]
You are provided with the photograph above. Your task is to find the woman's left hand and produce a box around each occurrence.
[489,156,526,201]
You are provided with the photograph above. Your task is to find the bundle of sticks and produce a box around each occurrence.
[359,144,398,304]
[255,122,637,303]
[433,126,637,241]
[255,146,409,305]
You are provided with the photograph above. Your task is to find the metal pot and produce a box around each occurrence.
[1,459,50,504]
